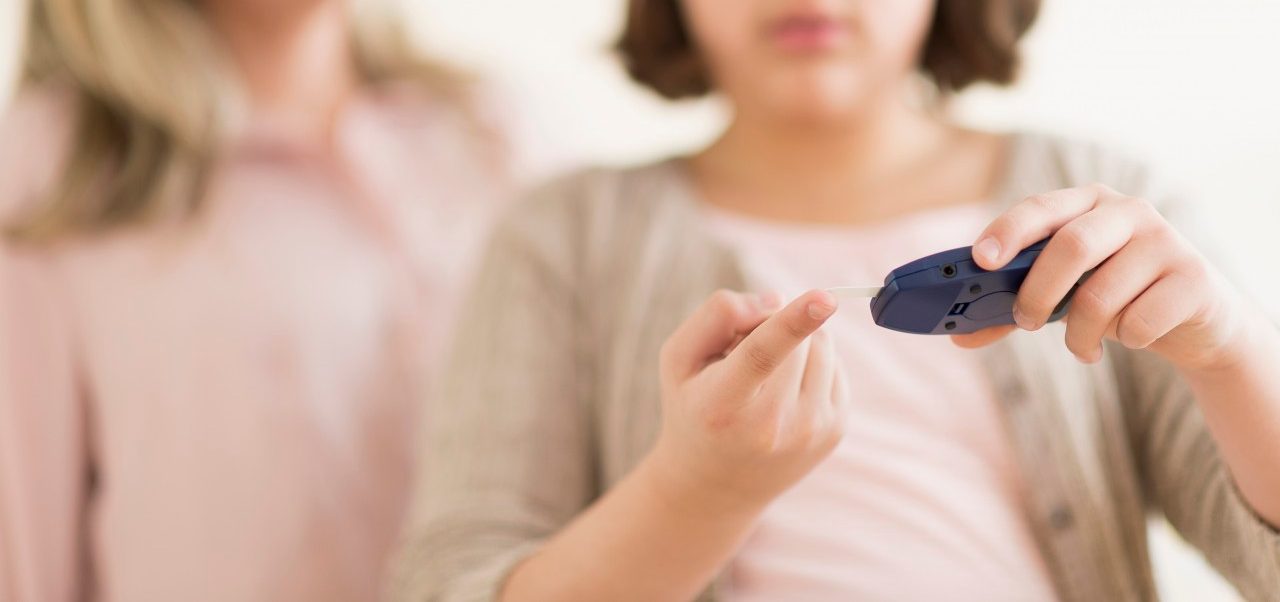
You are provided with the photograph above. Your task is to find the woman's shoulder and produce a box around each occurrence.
[0,84,78,222]
[357,79,498,158]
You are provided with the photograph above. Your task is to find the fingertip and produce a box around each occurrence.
[805,290,839,321]
[950,334,980,349]
[1012,305,1039,331]
[952,326,1017,349]
[973,237,1004,270]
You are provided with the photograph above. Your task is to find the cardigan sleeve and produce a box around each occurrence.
[1101,151,1280,601]
[388,174,600,602]
[1113,342,1280,601]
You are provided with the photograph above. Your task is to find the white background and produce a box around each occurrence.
[3,0,1277,599]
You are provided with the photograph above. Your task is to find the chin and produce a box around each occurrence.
[760,76,874,126]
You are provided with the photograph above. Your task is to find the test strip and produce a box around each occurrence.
[827,286,883,300]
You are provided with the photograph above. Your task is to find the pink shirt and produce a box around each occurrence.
[0,86,516,601]
[702,203,1059,601]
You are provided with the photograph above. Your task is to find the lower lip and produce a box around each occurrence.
[771,21,849,52]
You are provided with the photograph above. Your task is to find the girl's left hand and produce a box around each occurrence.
[953,184,1260,374]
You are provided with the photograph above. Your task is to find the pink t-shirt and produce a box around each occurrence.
[0,86,521,602]
[702,203,1059,601]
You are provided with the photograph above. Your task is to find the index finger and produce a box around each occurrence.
[972,185,1113,270]
[722,290,838,398]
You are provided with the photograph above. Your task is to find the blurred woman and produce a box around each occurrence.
[397,0,1280,600]
[0,1,523,600]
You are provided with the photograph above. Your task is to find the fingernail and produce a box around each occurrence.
[1012,306,1034,330]
[807,293,837,320]
[974,238,1001,265]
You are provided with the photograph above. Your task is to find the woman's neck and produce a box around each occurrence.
[690,94,1006,225]
[205,1,358,146]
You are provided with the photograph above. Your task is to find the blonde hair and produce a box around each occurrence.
[11,0,470,242]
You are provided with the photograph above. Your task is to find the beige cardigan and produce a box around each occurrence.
[391,134,1280,601]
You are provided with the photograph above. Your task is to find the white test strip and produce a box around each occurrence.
[826,286,884,300]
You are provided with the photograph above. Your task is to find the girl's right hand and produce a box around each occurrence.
[497,290,848,601]
[646,289,849,513]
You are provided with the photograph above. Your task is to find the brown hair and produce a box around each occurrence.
[617,0,1042,99]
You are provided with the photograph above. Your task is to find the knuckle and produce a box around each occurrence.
[1134,206,1174,237]
[987,201,1039,242]
[1117,310,1157,349]
[1088,182,1117,196]
[981,223,1016,249]
[742,344,779,376]
[699,404,736,433]
[988,213,1020,236]
[1071,285,1113,320]
[780,316,812,341]
[1020,291,1056,319]
[1028,193,1061,213]
[1147,221,1181,245]
[1179,260,1211,283]
[1118,194,1152,213]
[1055,223,1094,262]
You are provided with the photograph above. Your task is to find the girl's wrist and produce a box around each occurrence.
[637,443,770,523]
[1181,303,1277,383]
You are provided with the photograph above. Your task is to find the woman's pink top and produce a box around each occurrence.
[0,86,517,602]
[702,203,1060,601]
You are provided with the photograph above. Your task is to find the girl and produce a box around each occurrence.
[0,1,522,600]
[397,0,1280,600]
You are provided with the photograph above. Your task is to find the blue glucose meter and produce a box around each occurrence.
[835,239,1080,335]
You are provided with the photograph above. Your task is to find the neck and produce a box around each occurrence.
[205,1,358,145]
[704,93,947,191]
[689,90,983,224]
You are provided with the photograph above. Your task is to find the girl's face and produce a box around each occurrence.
[681,0,936,123]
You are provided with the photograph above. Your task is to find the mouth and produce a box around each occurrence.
[766,11,852,54]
